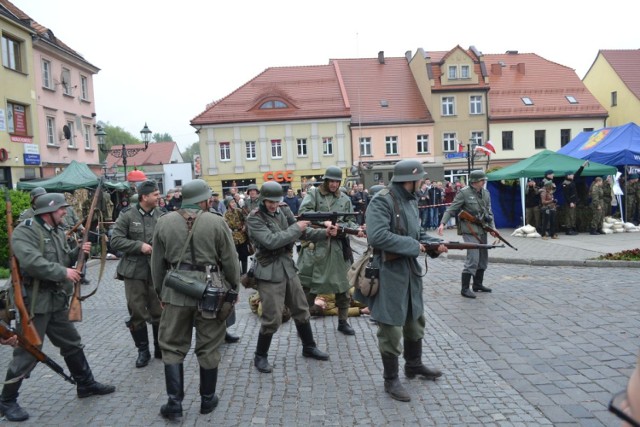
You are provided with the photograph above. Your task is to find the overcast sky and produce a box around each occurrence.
[11,0,639,151]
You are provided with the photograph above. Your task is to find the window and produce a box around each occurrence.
[296,138,307,157]
[385,136,398,155]
[359,137,371,156]
[259,100,287,109]
[42,59,52,89]
[470,131,483,146]
[84,124,91,149]
[219,142,230,161]
[66,121,75,148]
[443,133,456,152]
[245,141,256,160]
[61,68,72,95]
[522,97,534,106]
[271,139,282,158]
[583,127,594,132]
[461,65,470,78]
[565,95,578,104]
[560,129,571,147]
[80,75,88,100]
[611,91,617,107]
[501,131,513,150]
[416,135,429,154]
[448,66,457,79]
[46,116,56,146]
[441,96,455,116]
[534,130,546,149]
[2,34,22,71]
[6,102,28,136]
[322,137,333,155]
[470,95,483,115]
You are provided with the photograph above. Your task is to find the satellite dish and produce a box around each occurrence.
[62,125,71,140]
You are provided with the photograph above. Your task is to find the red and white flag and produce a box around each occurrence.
[475,145,493,156]
[457,142,465,153]
[484,140,496,154]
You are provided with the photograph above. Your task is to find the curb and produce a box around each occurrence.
[443,253,640,268]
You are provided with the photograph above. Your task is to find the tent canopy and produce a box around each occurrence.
[17,160,130,192]
[556,122,640,166]
[487,150,616,181]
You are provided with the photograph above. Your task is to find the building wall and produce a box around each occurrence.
[350,123,436,165]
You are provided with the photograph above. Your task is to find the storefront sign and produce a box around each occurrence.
[263,170,293,182]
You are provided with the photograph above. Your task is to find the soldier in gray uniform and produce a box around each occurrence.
[246,181,329,374]
[363,160,446,402]
[151,179,240,420]
[17,187,46,223]
[438,170,497,299]
[110,180,163,368]
[243,183,260,214]
[0,194,115,422]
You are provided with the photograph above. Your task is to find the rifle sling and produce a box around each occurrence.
[460,214,483,244]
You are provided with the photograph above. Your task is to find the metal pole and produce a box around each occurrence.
[467,144,471,175]
[122,144,128,180]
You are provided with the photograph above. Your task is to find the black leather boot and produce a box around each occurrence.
[0,371,29,421]
[254,333,273,373]
[403,340,443,380]
[64,350,116,398]
[130,325,151,368]
[337,308,355,335]
[152,323,161,359]
[199,366,219,414]
[472,269,492,293]
[295,322,330,360]
[160,364,184,420]
[381,355,411,402]
[460,273,476,298]
[225,332,240,343]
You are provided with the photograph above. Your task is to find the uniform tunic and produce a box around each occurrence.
[590,183,604,230]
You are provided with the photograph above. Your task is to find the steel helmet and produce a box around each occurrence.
[181,179,212,205]
[34,193,69,215]
[246,183,260,194]
[391,160,426,182]
[469,170,487,183]
[322,166,342,181]
[29,187,46,203]
[369,184,385,196]
[223,196,234,208]
[260,181,283,202]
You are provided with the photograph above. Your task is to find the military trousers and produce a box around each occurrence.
[7,309,83,377]
[626,196,637,222]
[376,314,426,357]
[525,206,540,230]
[590,204,604,230]
[124,277,162,330]
[566,205,577,228]
[158,304,225,369]
[257,273,309,335]
[462,233,489,276]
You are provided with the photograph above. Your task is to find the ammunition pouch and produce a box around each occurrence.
[163,270,208,299]
[198,269,237,321]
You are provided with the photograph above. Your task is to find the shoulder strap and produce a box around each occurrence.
[174,210,204,269]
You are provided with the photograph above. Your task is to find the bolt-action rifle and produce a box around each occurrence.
[296,211,361,226]
[382,241,504,262]
[458,210,518,251]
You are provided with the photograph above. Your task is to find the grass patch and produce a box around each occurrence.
[597,248,640,261]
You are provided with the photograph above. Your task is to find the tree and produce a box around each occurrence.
[98,124,141,163]
[153,132,173,142]
[181,141,200,163]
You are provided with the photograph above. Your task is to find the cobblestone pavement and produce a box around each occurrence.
[1,235,638,426]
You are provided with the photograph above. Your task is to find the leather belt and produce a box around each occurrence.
[171,263,217,272]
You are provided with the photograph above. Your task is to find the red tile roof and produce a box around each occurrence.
[425,46,490,91]
[191,65,350,125]
[598,49,640,100]
[330,56,433,125]
[105,141,180,169]
[485,52,607,120]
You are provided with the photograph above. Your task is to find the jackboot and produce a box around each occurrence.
[199,366,219,414]
[460,273,476,298]
[472,269,492,293]
[224,332,240,343]
[160,364,184,420]
[254,333,273,373]
[0,371,29,421]
[381,355,411,402]
[337,308,355,335]
[64,350,116,398]
[403,340,443,380]
[295,322,330,361]
[130,325,151,368]
[152,323,161,359]
[590,229,599,235]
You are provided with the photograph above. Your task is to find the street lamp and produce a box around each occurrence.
[95,123,151,180]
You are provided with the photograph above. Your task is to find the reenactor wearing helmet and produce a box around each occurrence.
[362,159,446,402]
[17,187,47,223]
[438,170,497,298]
[0,194,115,422]
[110,180,163,368]
[151,179,240,419]
[243,183,260,214]
[297,166,365,336]
[246,181,330,374]
[368,184,385,199]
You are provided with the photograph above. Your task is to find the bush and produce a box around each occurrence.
[0,267,9,279]
[0,189,31,269]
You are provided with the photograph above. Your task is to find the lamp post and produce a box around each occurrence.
[96,123,152,180]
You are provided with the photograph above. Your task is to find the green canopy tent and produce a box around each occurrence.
[486,150,617,227]
[17,160,130,192]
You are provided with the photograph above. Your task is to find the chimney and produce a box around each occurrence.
[506,50,518,55]
[491,63,502,76]
[378,51,385,64]
[517,63,525,74]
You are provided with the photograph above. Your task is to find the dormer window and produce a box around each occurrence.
[448,66,458,79]
[565,95,578,104]
[522,97,534,106]
[259,100,288,109]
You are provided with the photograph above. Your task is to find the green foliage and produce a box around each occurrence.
[181,141,200,163]
[0,267,8,279]
[0,189,31,268]
[98,124,142,163]
[153,132,173,142]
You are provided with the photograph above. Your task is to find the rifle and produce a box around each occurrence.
[65,217,85,238]
[458,210,518,251]
[5,190,41,346]
[69,180,103,322]
[296,211,360,226]
[0,320,75,385]
[309,224,366,237]
[382,241,504,262]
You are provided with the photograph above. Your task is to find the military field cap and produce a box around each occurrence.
[137,180,158,196]
[565,171,574,177]
[545,169,554,175]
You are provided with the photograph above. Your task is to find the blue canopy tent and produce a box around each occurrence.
[557,122,640,167]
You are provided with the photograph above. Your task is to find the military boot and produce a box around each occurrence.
[472,269,492,293]
[403,340,443,380]
[460,273,476,298]
[254,333,273,373]
[0,371,29,422]
[337,308,355,336]
[381,355,411,402]
[152,323,162,359]
[295,322,330,361]
[64,350,116,398]
[160,364,184,420]
[199,366,219,414]
[130,325,151,368]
